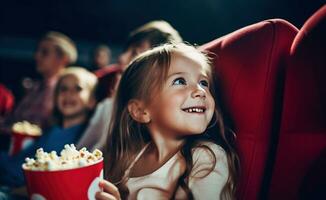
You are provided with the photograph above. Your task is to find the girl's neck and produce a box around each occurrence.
[128,135,184,178]
[150,135,185,162]
[62,114,87,129]
[147,124,185,161]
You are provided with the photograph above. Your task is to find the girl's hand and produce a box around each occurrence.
[95,180,121,200]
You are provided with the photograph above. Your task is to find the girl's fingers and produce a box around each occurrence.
[99,180,121,200]
[95,191,116,200]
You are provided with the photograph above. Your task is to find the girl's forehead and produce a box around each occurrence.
[62,74,78,81]
[60,74,82,85]
[169,51,210,75]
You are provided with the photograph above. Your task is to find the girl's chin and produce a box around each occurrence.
[61,110,87,119]
[180,129,206,136]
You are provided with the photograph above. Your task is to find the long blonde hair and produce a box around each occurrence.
[104,43,239,199]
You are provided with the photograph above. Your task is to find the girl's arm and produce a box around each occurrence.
[95,180,121,200]
[188,142,229,200]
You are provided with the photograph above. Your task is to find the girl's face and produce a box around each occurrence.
[146,52,215,138]
[57,75,93,118]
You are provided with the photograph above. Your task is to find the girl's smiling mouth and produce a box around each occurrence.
[182,106,206,113]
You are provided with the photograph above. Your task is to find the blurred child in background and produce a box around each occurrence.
[92,44,112,70]
[0,67,97,190]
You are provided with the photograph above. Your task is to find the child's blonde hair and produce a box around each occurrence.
[105,43,239,199]
[42,31,78,64]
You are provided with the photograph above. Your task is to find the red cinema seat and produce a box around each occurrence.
[268,6,326,200]
[94,64,123,102]
[201,19,298,199]
[0,83,14,117]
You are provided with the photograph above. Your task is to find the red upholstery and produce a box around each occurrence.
[93,64,123,101]
[201,19,298,199]
[0,83,14,117]
[268,6,326,199]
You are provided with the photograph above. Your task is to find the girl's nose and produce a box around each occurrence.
[60,88,76,96]
[191,85,206,99]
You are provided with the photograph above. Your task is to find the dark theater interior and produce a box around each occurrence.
[0,0,325,199]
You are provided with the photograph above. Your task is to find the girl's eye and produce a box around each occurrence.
[59,86,68,92]
[58,85,83,93]
[75,85,83,92]
[172,77,186,85]
[199,80,209,88]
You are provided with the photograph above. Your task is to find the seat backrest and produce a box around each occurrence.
[201,19,298,199]
[268,6,326,199]
[93,64,122,102]
[0,83,14,117]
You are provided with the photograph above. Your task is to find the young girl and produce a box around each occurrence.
[96,43,239,200]
[0,67,97,188]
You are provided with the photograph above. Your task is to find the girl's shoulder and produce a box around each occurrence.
[187,141,229,183]
[191,141,227,167]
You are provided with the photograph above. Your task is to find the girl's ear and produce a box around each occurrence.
[128,99,151,123]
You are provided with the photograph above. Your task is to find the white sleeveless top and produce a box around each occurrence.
[125,142,229,200]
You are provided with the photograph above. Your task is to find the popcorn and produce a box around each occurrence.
[12,121,42,136]
[23,145,104,200]
[23,144,103,171]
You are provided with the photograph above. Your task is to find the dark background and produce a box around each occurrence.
[0,0,325,100]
